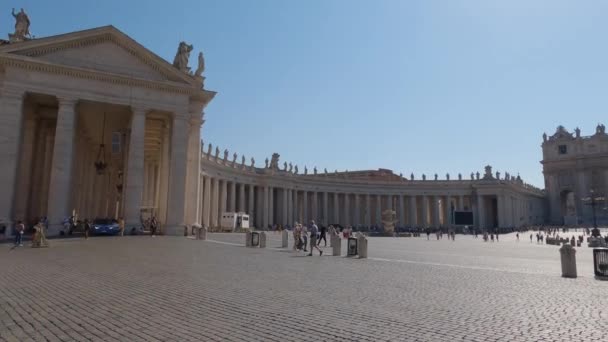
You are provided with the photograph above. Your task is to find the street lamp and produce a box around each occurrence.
[582,189,605,232]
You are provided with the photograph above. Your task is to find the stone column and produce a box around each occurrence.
[409,195,417,227]
[375,195,382,225]
[477,194,485,229]
[248,184,255,223]
[365,194,371,226]
[344,194,350,226]
[293,190,298,224]
[202,176,211,227]
[286,189,292,225]
[302,190,308,224]
[262,186,269,229]
[333,193,339,224]
[323,192,328,225]
[432,196,440,228]
[165,116,189,234]
[421,195,429,227]
[220,180,227,219]
[459,195,465,210]
[158,124,170,224]
[312,191,318,222]
[13,111,36,222]
[398,195,405,227]
[354,194,360,226]
[229,181,236,212]
[238,183,245,212]
[210,178,219,228]
[269,186,274,226]
[282,188,288,225]
[46,98,78,234]
[497,194,506,228]
[445,195,452,226]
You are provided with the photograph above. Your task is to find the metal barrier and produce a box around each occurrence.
[593,248,608,280]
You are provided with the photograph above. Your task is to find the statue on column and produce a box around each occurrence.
[575,127,581,138]
[410,173,414,180]
[304,166,308,175]
[241,155,245,166]
[173,41,194,73]
[223,149,229,161]
[324,168,328,175]
[9,8,31,42]
[542,132,547,142]
[470,172,474,180]
[314,167,317,175]
[214,147,220,159]
[476,172,480,180]
[232,152,237,165]
[289,163,293,172]
[458,173,462,180]
[283,162,287,171]
[446,173,450,181]
[207,143,212,159]
[294,165,299,175]
[422,174,426,181]
[434,174,438,181]
[250,157,255,168]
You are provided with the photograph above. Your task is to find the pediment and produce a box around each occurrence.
[0,26,197,86]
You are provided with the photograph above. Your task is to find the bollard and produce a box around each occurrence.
[358,234,368,259]
[559,244,577,278]
[281,230,288,248]
[200,227,207,241]
[245,231,252,247]
[260,232,266,248]
[332,234,341,256]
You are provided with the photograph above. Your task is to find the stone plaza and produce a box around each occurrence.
[1,234,607,342]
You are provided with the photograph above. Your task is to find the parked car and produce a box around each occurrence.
[90,218,121,235]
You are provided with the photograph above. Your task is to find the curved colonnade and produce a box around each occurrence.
[196,145,546,230]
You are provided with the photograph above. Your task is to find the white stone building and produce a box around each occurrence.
[542,124,608,225]
[0,22,547,237]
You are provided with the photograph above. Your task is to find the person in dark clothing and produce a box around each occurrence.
[319,225,328,247]
[150,216,158,237]
[84,219,91,239]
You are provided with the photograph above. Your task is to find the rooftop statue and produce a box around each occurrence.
[269,153,280,170]
[314,167,317,175]
[304,166,308,175]
[214,147,219,159]
[283,162,287,171]
[289,163,293,172]
[173,41,193,73]
[223,149,229,161]
[265,158,269,168]
[410,173,414,180]
[458,173,462,180]
[9,8,31,42]
[294,165,299,175]
[575,127,581,138]
[241,155,245,165]
[250,157,255,167]
[194,52,205,77]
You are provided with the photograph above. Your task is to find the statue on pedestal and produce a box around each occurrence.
[411,173,414,180]
[575,127,581,138]
[289,163,293,172]
[542,132,547,142]
[381,209,397,235]
[314,167,317,175]
[496,171,500,179]
[214,147,220,159]
[294,165,299,175]
[223,149,229,161]
[304,166,308,175]
[283,162,287,171]
[446,173,450,181]
[250,157,255,168]
[476,172,480,180]
[173,41,193,73]
[232,152,237,165]
[458,173,462,180]
[422,174,426,181]
[207,144,212,159]
[470,172,474,180]
[241,155,245,166]
[434,174,438,181]
[9,8,31,42]
[265,158,269,168]
[324,168,328,175]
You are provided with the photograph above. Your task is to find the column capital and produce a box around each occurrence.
[1,88,25,101]
[56,96,78,109]
[130,106,149,116]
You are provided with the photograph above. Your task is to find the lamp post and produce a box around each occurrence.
[582,189,605,232]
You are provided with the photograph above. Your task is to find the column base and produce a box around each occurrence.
[163,224,188,236]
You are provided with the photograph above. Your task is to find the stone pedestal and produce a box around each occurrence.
[559,244,577,278]
[332,234,341,256]
[358,234,368,259]
[245,231,252,247]
[260,232,266,248]
[200,227,207,241]
[281,230,288,248]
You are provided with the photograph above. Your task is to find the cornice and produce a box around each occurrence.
[0,54,216,102]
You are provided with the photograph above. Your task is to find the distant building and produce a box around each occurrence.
[541,124,608,225]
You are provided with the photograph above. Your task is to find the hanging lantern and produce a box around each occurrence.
[94,112,108,174]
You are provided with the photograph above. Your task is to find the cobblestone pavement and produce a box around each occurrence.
[1,233,607,342]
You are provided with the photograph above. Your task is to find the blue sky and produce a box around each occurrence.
[7,1,608,187]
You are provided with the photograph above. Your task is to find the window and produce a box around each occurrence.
[111,132,122,154]
[558,145,567,155]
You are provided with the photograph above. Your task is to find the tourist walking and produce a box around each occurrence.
[14,220,24,247]
[516,232,519,241]
[307,221,323,256]
[301,225,308,252]
[318,223,327,247]
[119,217,125,236]
[150,216,158,237]
[84,219,91,239]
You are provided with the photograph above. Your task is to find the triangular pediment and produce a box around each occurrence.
[0,26,197,86]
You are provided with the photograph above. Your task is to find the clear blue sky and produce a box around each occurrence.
[7,1,608,188]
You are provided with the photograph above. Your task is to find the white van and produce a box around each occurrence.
[220,212,250,232]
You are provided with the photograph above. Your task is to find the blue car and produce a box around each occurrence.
[91,218,121,235]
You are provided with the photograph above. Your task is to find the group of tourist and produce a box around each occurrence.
[13,218,48,248]
[292,220,323,256]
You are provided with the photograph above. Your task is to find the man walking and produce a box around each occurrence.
[308,220,323,256]
[14,220,24,247]
[318,223,328,247]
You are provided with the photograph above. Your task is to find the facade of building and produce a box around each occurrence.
[0,25,215,235]
[0,22,547,238]
[542,125,608,225]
